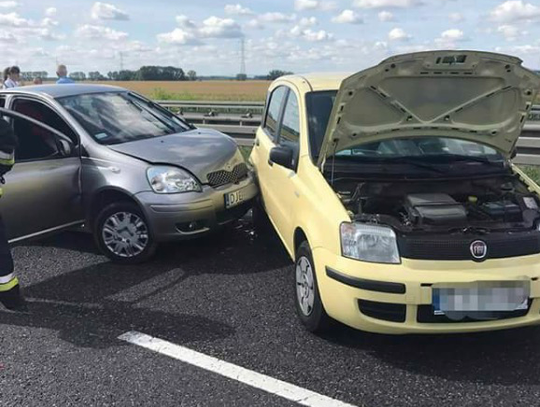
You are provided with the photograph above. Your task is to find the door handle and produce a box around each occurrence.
[254,139,260,147]
[267,159,274,167]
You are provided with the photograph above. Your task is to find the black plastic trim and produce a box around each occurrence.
[326,267,406,294]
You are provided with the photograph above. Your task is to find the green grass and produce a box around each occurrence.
[518,165,540,184]
[150,88,265,102]
[239,145,253,162]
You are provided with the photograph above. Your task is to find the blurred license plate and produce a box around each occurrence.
[432,281,529,314]
[224,189,245,209]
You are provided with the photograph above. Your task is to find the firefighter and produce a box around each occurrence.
[0,115,25,311]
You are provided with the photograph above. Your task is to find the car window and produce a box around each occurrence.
[279,91,300,145]
[12,99,78,145]
[264,86,287,140]
[58,92,189,145]
[0,96,5,108]
[12,115,61,161]
[306,90,337,160]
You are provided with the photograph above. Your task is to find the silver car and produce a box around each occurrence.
[0,84,257,263]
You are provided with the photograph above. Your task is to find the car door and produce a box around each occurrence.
[251,86,287,236]
[0,101,83,242]
[265,87,302,249]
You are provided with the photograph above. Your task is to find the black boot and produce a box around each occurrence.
[0,284,28,312]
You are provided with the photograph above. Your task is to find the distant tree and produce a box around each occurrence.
[88,71,105,81]
[69,71,86,81]
[187,70,197,81]
[267,69,293,81]
[107,71,118,80]
[117,70,136,81]
[136,66,186,81]
[236,73,247,81]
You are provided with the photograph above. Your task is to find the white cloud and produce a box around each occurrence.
[259,12,296,23]
[41,17,58,27]
[302,28,334,42]
[295,0,336,11]
[44,7,57,17]
[497,24,526,40]
[0,12,30,27]
[354,0,420,9]
[199,16,243,38]
[246,18,264,29]
[175,15,196,29]
[0,1,18,8]
[378,10,394,21]
[440,28,465,41]
[388,27,410,41]
[157,28,201,45]
[490,1,540,22]
[299,16,317,27]
[91,2,129,21]
[332,10,363,24]
[224,4,253,16]
[76,24,129,41]
[449,12,464,22]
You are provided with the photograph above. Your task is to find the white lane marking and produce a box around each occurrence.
[119,331,358,407]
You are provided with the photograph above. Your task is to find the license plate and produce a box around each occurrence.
[432,281,530,315]
[224,189,245,209]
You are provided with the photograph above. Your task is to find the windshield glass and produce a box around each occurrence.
[306,90,504,162]
[58,92,190,145]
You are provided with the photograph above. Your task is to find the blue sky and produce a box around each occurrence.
[1,0,540,76]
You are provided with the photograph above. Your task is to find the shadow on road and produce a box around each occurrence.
[1,218,290,349]
[320,321,540,386]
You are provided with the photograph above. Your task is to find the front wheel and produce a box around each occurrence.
[95,202,158,264]
[294,241,332,333]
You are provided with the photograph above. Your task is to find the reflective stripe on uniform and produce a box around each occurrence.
[0,273,16,284]
[0,276,19,292]
[0,157,14,166]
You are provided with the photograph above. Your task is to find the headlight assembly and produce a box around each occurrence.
[147,166,201,194]
[340,222,401,264]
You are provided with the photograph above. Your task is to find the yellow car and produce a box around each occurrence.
[250,50,540,334]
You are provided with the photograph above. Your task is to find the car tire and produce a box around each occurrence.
[94,202,158,264]
[294,240,332,333]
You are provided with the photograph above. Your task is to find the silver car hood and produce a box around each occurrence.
[318,50,540,166]
[108,128,241,183]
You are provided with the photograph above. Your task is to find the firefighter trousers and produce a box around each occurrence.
[0,214,23,309]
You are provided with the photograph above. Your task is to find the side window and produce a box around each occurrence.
[279,91,300,146]
[264,86,287,140]
[12,99,78,145]
[12,115,62,161]
[0,96,5,108]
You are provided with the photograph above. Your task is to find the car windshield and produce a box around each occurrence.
[305,90,504,163]
[58,92,190,145]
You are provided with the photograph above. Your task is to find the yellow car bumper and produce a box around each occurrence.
[313,247,540,334]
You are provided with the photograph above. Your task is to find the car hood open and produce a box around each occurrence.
[317,50,540,166]
[108,128,242,183]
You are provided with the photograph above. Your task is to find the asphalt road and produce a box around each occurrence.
[2,216,540,407]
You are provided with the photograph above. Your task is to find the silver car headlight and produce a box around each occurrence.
[147,166,201,194]
[340,222,400,264]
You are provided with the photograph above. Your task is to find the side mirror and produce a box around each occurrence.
[269,146,294,170]
[58,139,73,157]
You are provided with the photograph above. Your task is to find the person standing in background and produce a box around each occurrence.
[2,67,9,88]
[33,77,43,85]
[56,65,74,84]
[2,66,20,89]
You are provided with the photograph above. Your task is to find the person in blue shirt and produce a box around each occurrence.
[56,65,74,84]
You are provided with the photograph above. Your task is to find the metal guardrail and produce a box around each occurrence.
[159,101,540,164]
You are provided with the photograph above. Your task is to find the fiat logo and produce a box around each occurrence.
[470,240,488,261]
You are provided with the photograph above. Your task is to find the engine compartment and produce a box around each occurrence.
[333,175,540,234]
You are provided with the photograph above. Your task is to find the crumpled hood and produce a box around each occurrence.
[318,50,540,166]
[108,128,243,183]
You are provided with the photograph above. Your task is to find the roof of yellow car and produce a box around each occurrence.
[280,72,351,91]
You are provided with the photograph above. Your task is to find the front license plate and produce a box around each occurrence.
[432,281,530,315]
[224,189,245,209]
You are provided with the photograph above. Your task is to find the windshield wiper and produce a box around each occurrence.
[435,154,506,167]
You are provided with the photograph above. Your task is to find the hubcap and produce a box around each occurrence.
[102,211,149,258]
[296,256,315,316]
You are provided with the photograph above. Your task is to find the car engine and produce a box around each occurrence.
[334,175,540,234]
